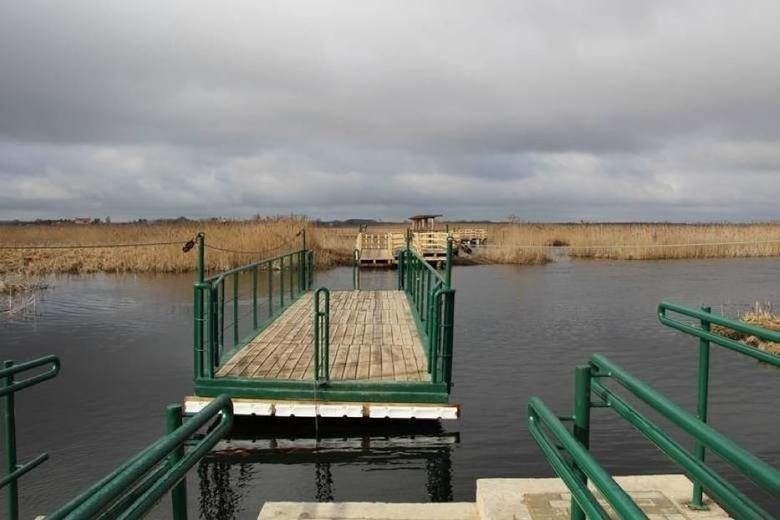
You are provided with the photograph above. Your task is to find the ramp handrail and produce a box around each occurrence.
[399,234,455,389]
[48,394,234,520]
[529,350,779,519]
[1,355,61,520]
[313,287,330,381]
[658,301,779,506]
[192,233,314,381]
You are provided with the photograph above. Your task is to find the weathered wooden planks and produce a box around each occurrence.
[216,290,430,382]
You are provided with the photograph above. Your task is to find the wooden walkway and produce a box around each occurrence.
[216,291,430,382]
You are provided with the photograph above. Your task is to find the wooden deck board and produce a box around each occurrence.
[215,290,430,382]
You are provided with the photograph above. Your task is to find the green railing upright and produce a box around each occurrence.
[398,233,455,390]
[48,394,234,519]
[658,301,780,508]
[193,233,314,381]
[529,302,780,519]
[313,287,330,381]
[1,355,60,520]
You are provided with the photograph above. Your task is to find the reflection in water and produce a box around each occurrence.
[315,462,334,502]
[197,417,458,518]
[197,461,255,520]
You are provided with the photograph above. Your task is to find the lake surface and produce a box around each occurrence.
[2,258,779,517]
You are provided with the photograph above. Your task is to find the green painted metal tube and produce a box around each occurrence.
[1,356,59,520]
[268,260,273,318]
[219,281,225,359]
[289,253,294,299]
[252,266,258,330]
[232,272,239,347]
[206,288,216,378]
[48,395,233,520]
[658,301,780,366]
[313,288,330,381]
[166,404,187,520]
[0,355,60,397]
[0,453,47,489]
[193,284,204,379]
[280,256,285,308]
[352,249,360,290]
[590,378,774,519]
[196,232,204,284]
[571,365,591,520]
[590,354,780,496]
[528,397,647,519]
[3,360,19,520]
[445,237,453,289]
[692,305,711,509]
[441,290,455,389]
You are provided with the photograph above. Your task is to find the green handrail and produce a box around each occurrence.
[528,353,779,519]
[528,397,648,519]
[658,301,780,507]
[193,237,314,381]
[398,236,455,389]
[658,301,780,366]
[48,394,234,520]
[352,249,360,290]
[1,355,61,520]
[313,287,330,381]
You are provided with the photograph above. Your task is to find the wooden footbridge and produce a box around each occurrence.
[186,232,458,420]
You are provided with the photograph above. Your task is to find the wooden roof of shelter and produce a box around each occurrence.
[408,214,442,221]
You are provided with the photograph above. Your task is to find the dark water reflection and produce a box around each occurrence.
[1,258,779,517]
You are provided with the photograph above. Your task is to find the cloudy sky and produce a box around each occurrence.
[1,1,779,221]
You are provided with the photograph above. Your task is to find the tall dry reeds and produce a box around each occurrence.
[484,222,780,261]
[0,217,353,275]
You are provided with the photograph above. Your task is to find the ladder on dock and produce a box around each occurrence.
[188,233,457,419]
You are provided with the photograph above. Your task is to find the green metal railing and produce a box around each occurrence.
[352,249,360,290]
[313,287,330,381]
[48,394,234,520]
[193,233,314,380]
[529,302,780,519]
[658,301,780,507]
[1,355,61,520]
[398,233,455,389]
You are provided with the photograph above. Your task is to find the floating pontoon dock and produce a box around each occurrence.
[187,233,457,419]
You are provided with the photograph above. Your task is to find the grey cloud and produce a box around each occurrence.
[1,1,779,221]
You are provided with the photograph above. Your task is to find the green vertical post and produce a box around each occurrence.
[165,404,188,520]
[267,260,273,318]
[405,230,412,291]
[692,305,712,509]
[252,266,258,329]
[196,232,205,284]
[3,360,18,520]
[445,237,453,289]
[571,365,592,520]
[232,273,239,347]
[280,257,285,308]
[193,285,203,379]
[289,254,294,300]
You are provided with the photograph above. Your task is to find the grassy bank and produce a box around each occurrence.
[2,220,780,274]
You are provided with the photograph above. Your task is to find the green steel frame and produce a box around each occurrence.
[48,394,233,519]
[2,354,234,519]
[1,355,60,520]
[192,231,456,404]
[529,302,780,519]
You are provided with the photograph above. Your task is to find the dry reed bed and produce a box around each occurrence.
[0,218,355,275]
[485,223,780,261]
[713,304,780,357]
[3,221,780,274]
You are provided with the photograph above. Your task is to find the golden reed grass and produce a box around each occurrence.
[2,220,780,274]
[484,222,780,262]
[0,217,354,275]
[712,303,780,356]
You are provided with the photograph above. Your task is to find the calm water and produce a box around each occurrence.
[2,258,779,517]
